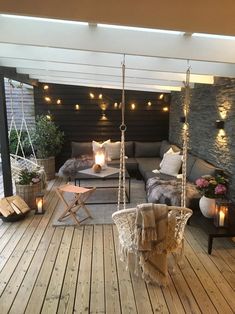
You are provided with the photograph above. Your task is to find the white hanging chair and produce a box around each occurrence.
[112,59,192,285]
[8,80,44,181]
[112,205,192,256]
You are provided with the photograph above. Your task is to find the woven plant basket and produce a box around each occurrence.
[15,182,41,209]
[37,156,55,180]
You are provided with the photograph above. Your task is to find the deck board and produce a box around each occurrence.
[0,177,234,313]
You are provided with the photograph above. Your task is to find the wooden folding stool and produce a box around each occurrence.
[56,184,96,225]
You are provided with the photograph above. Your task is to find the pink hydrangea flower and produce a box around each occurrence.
[195,178,209,188]
[215,184,226,195]
[32,177,40,184]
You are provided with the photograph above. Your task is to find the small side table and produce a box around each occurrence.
[56,184,96,225]
[190,206,235,254]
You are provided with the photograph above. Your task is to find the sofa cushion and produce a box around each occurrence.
[104,141,121,160]
[107,157,138,173]
[188,158,217,183]
[186,153,197,178]
[160,140,172,158]
[125,141,134,157]
[160,153,182,177]
[144,171,176,182]
[136,157,161,178]
[92,139,110,153]
[160,140,181,158]
[71,142,92,157]
[135,142,161,158]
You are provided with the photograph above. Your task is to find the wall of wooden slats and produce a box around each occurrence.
[34,83,170,167]
[5,79,35,131]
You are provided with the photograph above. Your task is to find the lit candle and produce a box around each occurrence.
[37,199,43,214]
[219,210,225,227]
[95,151,106,168]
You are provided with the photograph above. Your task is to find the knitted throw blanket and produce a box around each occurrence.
[58,155,94,178]
[146,177,199,206]
[134,203,169,286]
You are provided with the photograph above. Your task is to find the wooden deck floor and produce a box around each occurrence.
[0,178,234,314]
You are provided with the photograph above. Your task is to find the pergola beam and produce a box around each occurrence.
[0,66,38,86]
[0,16,235,64]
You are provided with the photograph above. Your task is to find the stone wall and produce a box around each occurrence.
[169,77,235,200]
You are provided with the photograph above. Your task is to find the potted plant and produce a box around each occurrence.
[30,115,64,180]
[195,174,227,218]
[15,168,42,209]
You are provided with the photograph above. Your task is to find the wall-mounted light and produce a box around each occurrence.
[147,101,152,107]
[56,99,62,105]
[44,96,51,103]
[99,94,103,99]
[75,104,80,110]
[43,85,49,90]
[159,94,164,100]
[180,116,186,123]
[216,120,225,129]
[131,103,136,110]
[101,112,107,120]
[89,92,95,99]
[162,106,169,112]
[100,103,107,111]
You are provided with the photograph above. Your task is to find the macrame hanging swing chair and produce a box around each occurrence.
[8,80,44,181]
[112,59,192,284]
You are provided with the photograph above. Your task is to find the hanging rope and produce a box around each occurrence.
[117,56,127,210]
[8,80,25,157]
[181,67,191,207]
[15,83,37,162]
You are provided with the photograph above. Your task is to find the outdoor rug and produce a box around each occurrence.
[52,178,146,226]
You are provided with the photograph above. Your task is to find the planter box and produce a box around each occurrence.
[37,156,55,180]
[15,182,41,209]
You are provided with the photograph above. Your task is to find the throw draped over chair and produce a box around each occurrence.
[112,205,192,285]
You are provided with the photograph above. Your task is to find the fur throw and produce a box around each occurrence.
[146,177,199,207]
[58,155,94,178]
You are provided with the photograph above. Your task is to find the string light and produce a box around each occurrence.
[75,104,80,110]
[163,106,169,112]
[114,102,118,108]
[159,94,164,100]
[46,114,51,120]
[147,101,152,107]
[89,92,95,99]
[131,103,136,110]
[99,94,103,99]
[44,96,51,102]
[43,85,49,90]
[56,99,62,105]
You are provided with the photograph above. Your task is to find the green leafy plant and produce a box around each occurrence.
[17,168,41,185]
[9,130,31,156]
[30,115,64,159]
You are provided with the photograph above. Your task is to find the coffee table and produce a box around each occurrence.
[190,206,235,254]
[73,167,131,205]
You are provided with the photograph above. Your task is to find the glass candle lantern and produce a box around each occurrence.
[94,148,107,169]
[35,193,45,215]
[214,200,229,228]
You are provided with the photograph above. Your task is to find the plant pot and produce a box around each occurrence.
[37,156,55,180]
[199,196,216,218]
[15,182,41,209]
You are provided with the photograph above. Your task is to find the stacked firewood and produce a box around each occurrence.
[0,195,30,217]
